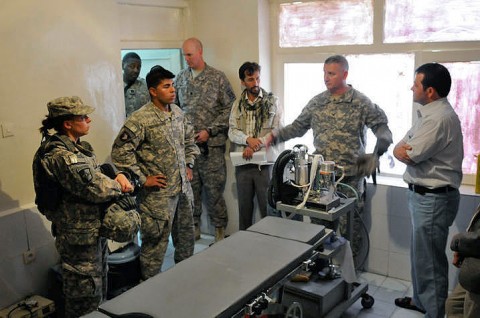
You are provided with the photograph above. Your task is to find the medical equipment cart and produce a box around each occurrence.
[275,197,374,318]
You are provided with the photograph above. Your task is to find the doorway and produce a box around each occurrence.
[121,48,184,80]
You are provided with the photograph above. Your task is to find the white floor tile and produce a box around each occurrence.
[164,239,174,257]
[365,284,379,297]
[372,286,405,304]
[356,311,387,318]
[358,272,387,287]
[355,298,395,317]
[381,277,411,292]
[391,307,424,318]
[161,256,175,272]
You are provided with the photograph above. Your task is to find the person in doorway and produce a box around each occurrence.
[393,63,463,317]
[228,62,280,230]
[265,55,392,265]
[123,52,150,117]
[174,37,236,241]
[33,96,134,317]
[111,65,199,280]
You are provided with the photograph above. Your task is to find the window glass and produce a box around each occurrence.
[384,0,480,43]
[283,63,320,152]
[444,62,480,174]
[284,58,480,177]
[279,0,373,47]
[284,54,414,176]
[121,49,183,79]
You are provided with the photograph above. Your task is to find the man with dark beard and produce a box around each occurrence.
[228,62,280,230]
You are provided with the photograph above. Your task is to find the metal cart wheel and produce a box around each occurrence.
[285,301,303,318]
[361,293,375,309]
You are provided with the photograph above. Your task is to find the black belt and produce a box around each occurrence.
[408,184,456,195]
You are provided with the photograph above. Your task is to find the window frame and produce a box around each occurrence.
[270,0,480,186]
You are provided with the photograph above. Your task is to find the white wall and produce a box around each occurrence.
[0,0,125,211]
[0,0,125,307]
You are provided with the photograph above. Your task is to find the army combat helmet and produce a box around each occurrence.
[47,96,95,118]
[100,195,141,243]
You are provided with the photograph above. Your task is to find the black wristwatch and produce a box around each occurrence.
[187,163,194,169]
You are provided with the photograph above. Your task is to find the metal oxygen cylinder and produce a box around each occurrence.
[319,161,336,199]
[293,145,309,186]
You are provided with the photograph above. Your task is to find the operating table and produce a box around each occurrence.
[83,215,366,318]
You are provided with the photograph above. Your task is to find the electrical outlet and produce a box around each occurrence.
[23,249,36,264]
[1,123,14,138]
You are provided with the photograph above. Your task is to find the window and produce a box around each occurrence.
[384,0,480,43]
[279,0,373,47]
[271,0,480,184]
[284,54,414,176]
[444,62,480,175]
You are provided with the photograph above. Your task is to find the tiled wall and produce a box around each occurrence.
[364,183,480,289]
[0,207,58,308]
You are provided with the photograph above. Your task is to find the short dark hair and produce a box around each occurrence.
[415,63,452,97]
[122,52,141,64]
[324,55,349,71]
[146,65,175,89]
[239,62,261,81]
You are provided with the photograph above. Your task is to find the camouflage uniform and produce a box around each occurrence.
[111,102,199,279]
[124,78,149,117]
[37,133,123,318]
[174,64,236,229]
[276,86,392,266]
[229,88,281,230]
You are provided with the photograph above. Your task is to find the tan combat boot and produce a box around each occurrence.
[215,227,225,242]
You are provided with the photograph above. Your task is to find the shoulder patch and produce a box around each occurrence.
[120,131,130,141]
[114,126,136,147]
[63,153,78,165]
[78,166,93,183]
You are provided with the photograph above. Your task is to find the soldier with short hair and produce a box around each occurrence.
[174,37,236,241]
[123,52,150,117]
[33,96,134,317]
[112,65,200,280]
[265,55,393,266]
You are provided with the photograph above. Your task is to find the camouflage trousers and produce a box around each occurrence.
[191,146,228,228]
[172,192,195,263]
[139,192,194,280]
[55,235,107,318]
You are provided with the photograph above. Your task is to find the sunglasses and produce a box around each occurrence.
[73,115,90,122]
